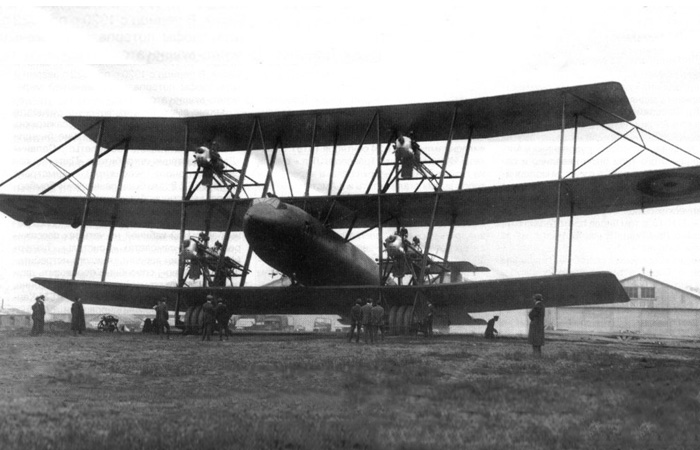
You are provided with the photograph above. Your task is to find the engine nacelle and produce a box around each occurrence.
[383,234,405,258]
[182,238,198,260]
[194,146,213,168]
[393,135,415,161]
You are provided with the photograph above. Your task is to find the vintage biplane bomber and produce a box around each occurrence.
[3,81,700,333]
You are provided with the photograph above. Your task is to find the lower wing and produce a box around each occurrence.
[33,271,628,319]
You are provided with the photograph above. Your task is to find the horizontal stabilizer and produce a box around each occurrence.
[427,261,491,274]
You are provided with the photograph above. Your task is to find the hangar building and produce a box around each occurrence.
[549,273,700,338]
[467,273,700,338]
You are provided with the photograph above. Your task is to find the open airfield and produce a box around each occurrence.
[1,330,699,450]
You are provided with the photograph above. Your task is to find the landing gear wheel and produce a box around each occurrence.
[388,306,399,335]
[402,306,415,335]
[395,305,408,335]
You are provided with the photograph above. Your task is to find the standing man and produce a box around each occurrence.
[361,298,374,344]
[425,302,435,336]
[215,297,231,341]
[484,316,499,339]
[348,299,362,343]
[528,294,545,356]
[201,295,216,341]
[31,295,45,335]
[371,299,385,342]
[157,298,170,339]
[71,297,86,336]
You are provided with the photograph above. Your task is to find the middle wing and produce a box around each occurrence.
[2,165,700,230]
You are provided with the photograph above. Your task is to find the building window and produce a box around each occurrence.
[640,287,655,299]
[624,287,638,298]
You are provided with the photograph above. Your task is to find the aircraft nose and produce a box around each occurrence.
[242,197,289,244]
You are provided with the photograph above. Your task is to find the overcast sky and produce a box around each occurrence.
[2,4,700,310]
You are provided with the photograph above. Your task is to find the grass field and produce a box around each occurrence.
[1,329,699,450]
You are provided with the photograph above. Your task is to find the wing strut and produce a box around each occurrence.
[304,116,317,197]
[176,123,190,324]
[72,120,105,280]
[412,106,458,330]
[337,112,378,196]
[0,119,102,190]
[375,111,384,286]
[553,94,567,274]
[101,138,131,282]
[567,115,579,274]
[213,118,257,286]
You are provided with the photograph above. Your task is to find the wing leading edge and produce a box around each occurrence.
[4,165,700,229]
[33,271,628,317]
[64,82,633,151]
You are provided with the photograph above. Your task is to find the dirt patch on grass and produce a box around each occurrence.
[1,330,699,449]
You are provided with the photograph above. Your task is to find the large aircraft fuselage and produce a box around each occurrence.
[242,197,380,286]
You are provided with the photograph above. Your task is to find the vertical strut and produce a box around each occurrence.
[458,126,473,190]
[337,112,377,195]
[553,94,566,274]
[418,106,457,283]
[554,94,566,275]
[439,214,458,283]
[305,116,317,197]
[101,139,130,282]
[240,246,254,287]
[281,147,294,196]
[365,135,394,194]
[176,123,190,323]
[256,119,273,194]
[178,124,191,286]
[327,128,338,196]
[376,113,383,285]
[567,114,578,274]
[72,120,105,280]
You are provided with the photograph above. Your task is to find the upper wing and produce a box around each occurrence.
[4,165,700,229]
[64,82,633,151]
[33,271,627,316]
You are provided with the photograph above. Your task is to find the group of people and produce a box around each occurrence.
[30,295,86,336]
[481,294,546,356]
[348,298,384,344]
[146,295,231,341]
[29,291,546,354]
[200,294,232,341]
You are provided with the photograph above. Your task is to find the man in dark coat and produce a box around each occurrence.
[156,298,170,339]
[425,302,435,336]
[31,295,45,335]
[215,297,231,341]
[484,316,499,339]
[360,298,374,344]
[371,299,385,342]
[528,294,545,355]
[348,299,362,343]
[71,297,86,336]
[201,295,216,341]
